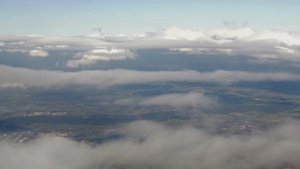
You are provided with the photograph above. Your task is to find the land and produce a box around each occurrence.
[1,82,300,144]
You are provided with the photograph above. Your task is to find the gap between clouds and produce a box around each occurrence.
[0,65,299,88]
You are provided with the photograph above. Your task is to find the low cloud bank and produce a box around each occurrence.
[0,65,299,88]
[1,120,300,169]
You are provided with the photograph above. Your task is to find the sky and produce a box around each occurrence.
[1,0,300,35]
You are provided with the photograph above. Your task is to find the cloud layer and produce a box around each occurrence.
[2,27,300,67]
[1,120,300,169]
[0,65,299,88]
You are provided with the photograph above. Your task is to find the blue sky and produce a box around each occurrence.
[1,0,300,35]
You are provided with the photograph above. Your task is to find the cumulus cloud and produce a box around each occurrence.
[0,34,128,66]
[66,59,96,68]
[158,26,206,41]
[1,120,300,169]
[115,92,218,109]
[66,48,135,68]
[115,27,300,60]
[0,65,299,88]
[2,27,300,66]
[29,50,49,57]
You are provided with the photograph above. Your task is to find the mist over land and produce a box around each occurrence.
[0,120,299,169]
[2,0,300,168]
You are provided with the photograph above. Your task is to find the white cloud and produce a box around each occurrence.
[2,27,300,64]
[66,48,135,67]
[66,59,96,68]
[159,26,205,40]
[115,27,300,60]
[0,65,299,88]
[115,92,218,109]
[246,29,300,46]
[29,50,49,57]
[1,120,300,169]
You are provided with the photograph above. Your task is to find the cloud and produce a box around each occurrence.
[2,27,300,67]
[66,59,96,68]
[0,34,136,66]
[66,48,135,68]
[29,50,49,57]
[247,29,300,46]
[115,27,300,60]
[158,26,205,41]
[3,49,28,53]
[0,65,299,88]
[0,83,25,88]
[0,48,48,57]
[1,120,300,169]
[115,92,218,109]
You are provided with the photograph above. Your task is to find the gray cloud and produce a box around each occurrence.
[1,120,300,169]
[0,65,300,88]
[1,65,300,88]
[115,92,218,109]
